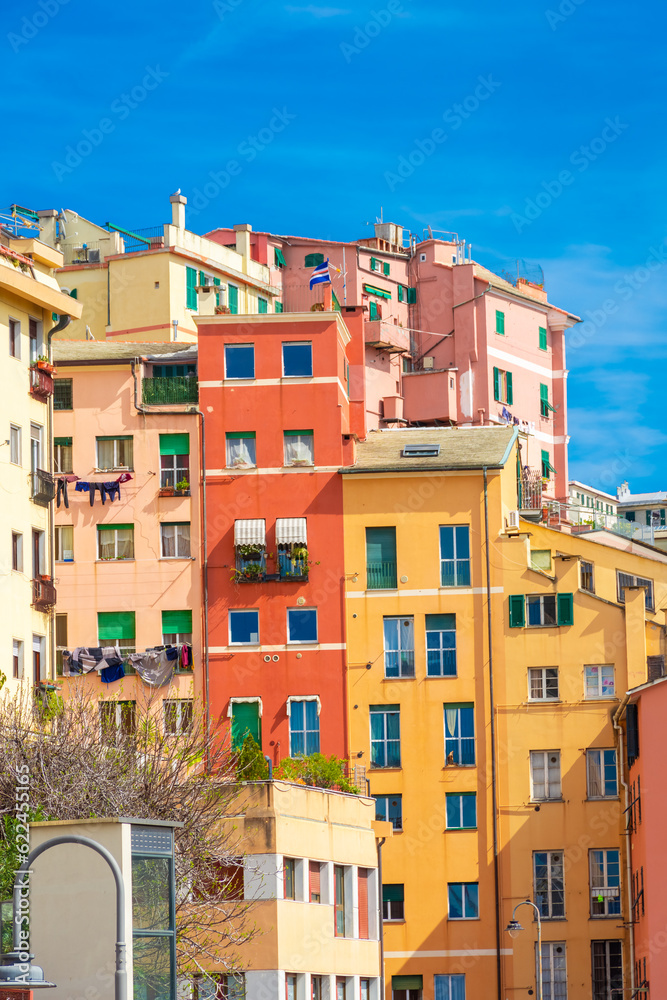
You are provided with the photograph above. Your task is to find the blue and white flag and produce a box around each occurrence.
[309,259,331,290]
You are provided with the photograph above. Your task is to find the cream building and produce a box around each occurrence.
[0,230,82,695]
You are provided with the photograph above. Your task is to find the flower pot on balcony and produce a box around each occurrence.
[174,489,191,497]
[159,487,175,497]
[35,359,56,374]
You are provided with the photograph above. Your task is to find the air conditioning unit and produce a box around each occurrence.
[423,356,434,369]
[87,248,101,263]
[507,510,520,531]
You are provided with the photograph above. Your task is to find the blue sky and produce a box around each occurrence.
[3,0,664,493]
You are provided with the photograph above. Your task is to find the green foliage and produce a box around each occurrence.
[236,734,269,781]
[236,544,264,558]
[274,753,359,794]
[0,807,49,900]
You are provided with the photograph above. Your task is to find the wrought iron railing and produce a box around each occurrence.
[518,468,544,510]
[29,367,54,400]
[366,560,397,590]
[142,376,198,405]
[32,577,57,611]
[31,469,56,507]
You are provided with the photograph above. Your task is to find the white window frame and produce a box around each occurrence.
[99,700,137,741]
[228,609,260,645]
[282,341,313,378]
[587,749,618,799]
[533,850,565,919]
[12,531,23,573]
[9,424,21,466]
[286,607,318,644]
[382,893,404,922]
[9,317,20,359]
[160,523,190,559]
[12,639,23,679]
[96,436,133,472]
[536,942,567,1000]
[528,667,559,701]
[526,593,557,626]
[589,849,621,917]
[55,525,74,562]
[223,342,254,379]
[283,431,314,467]
[30,423,43,473]
[225,434,256,469]
[383,616,415,678]
[584,664,615,700]
[54,439,73,474]
[163,699,193,735]
[530,750,561,801]
[98,526,134,561]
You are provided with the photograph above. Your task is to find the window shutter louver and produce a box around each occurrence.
[186,267,198,310]
[506,370,513,405]
[162,610,192,634]
[383,262,390,275]
[398,285,404,302]
[160,433,189,456]
[98,611,135,641]
[493,367,501,402]
[509,595,525,628]
[309,861,321,901]
[557,593,574,626]
[539,326,547,350]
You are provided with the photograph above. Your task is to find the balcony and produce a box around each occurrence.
[32,577,57,611]
[142,376,198,405]
[366,560,397,590]
[29,366,54,401]
[234,549,267,583]
[518,468,544,516]
[31,469,56,507]
[277,549,308,581]
[365,320,410,354]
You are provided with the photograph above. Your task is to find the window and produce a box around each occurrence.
[100,701,136,743]
[366,526,397,589]
[530,750,561,800]
[589,850,621,917]
[374,794,402,831]
[539,326,548,351]
[55,525,74,562]
[30,423,43,473]
[446,793,476,830]
[534,851,565,918]
[591,940,622,999]
[275,301,283,312]
[584,665,615,699]
[54,437,73,474]
[32,528,45,577]
[186,266,198,310]
[383,617,414,678]
[98,524,134,560]
[587,749,618,799]
[287,607,317,643]
[160,522,190,558]
[540,383,556,418]
[284,430,314,466]
[287,975,298,1000]
[224,343,254,379]
[370,256,388,274]
[289,699,320,755]
[382,884,404,921]
[517,593,573,627]
[12,639,23,680]
[163,699,193,735]
[541,449,557,479]
[426,613,456,676]
[282,341,313,377]
[529,667,559,700]
[161,610,192,647]
[439,526,471,587]
[53,379,73,410]
[370,704,400,768]
[447,883,478,919]
[258,296,268,313]
[392,975,422,1000]
[581,560,595,593]
[538,942,567,1000]
[495,310,505,335]
[9,425,21,466]
[645,507,665,527]
[98,611,136,654]
[96,436,133,471]
[11,532,22,572]
[229,609,259,645]
[159,434,189,488]
[434,975,465,1000]
[360,980,370,1000]
[311,977,323,1000]
[231,700,261,748]
[492,367,513,405]
[274,247,286,268]
[283,858,296,899]
[9,318,20,358]
[531,549,552,572]
[32,634,45,684]
[305,252,324,267]
[226,432,256,468]
[334,864,347,936]
[444,703,475,766]
[369,300,381,321]
[617,571,654,611]
[309,861,322,903]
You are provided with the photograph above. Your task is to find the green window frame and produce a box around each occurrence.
[186,267,198,311]
[305,253,324,268]
[495,310,505,335]
[509,593,574,627]
[493,367,513,405]
[258,297,268,314]
[369,301,380,321]
[53,379,73,410]
[509,594,526,628]
[539,326,548,351]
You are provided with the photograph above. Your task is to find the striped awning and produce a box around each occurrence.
[275,517,307,545]
[234,519,266,546]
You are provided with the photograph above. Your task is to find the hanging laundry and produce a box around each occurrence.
[100,662,125,684]
[75,482,90,494]
[128,650,174,687]
[116,472,133,484]
[65,645,123,675]
[56,475,80,509]
[103,482,121,502]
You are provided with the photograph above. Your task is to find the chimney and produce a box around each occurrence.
[233,223,252,268]
[169,190,187,230]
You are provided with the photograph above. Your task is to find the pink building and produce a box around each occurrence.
[207,222,580,500]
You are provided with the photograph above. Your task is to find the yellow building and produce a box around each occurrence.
[29,196,281,342]
[0,230,82,695]
[215,780,390,1000]
[341,425,667,1000]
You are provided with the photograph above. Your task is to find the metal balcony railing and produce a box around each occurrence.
[31,469,56,507]
[518,468,544,510]
[29,367,54,401]
[32,577,57,611]
[278,551,308,581]
[142,376,198,405]
[366,560,397,590]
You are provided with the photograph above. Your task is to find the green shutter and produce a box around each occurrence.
[305,253,324,267]
[557,593,574,626]
[363,284,392,300]
[398,285,404,302]
[284,429,312,436]
[54,437,72,447]
[69,288,78,299]
[274,247,286,267]
[406,287,417,304]
[493,367,501,402]
[509,595,525,628]
[506,370,513,405]
[98,612,135,642]
[160,433,189,456]
[199,270,206,286]
[370,257,378,271]
[382,884,405,902]
[213,277,221,287]
[162,610,193,634]
[392,977,422,991]
[383,262,390,276]
[540,383,548,402]
[228,284,238,314]
[541,449,557,475]
[662,510,665,526]
[496,310,505,334]
[275,301,283,313]
[96,524,133,532]
[226,431,256,440]
[645,510,652,526]
[369,301,379,321]
[258,297,268,314]
[539,326,547,350]
[231,702,261,750]
[186,267,198,310]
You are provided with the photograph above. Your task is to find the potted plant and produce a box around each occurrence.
[159,485,175,497]
[34,354,56,374]
[174,479,190,496]
[215,304,231,314]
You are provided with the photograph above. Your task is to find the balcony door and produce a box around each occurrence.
[32,529,44,578]
[30,423,43,474]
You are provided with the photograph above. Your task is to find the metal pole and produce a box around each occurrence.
[13,835,127,1000]
[510,900,542,1000]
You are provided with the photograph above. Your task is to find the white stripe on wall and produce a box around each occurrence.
[209,643,347,654]
[346,587,505,599]
[385,950,513,958]
[487,346,564,380]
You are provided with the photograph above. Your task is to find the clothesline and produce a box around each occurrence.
[62,641,193,686]
[57,473,132,508]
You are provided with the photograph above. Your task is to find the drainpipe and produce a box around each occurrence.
[483,467,502,1000]
[613,693,635,997]
[376,837,386,1000]
[263,755,273,779]
[47,315,71,680]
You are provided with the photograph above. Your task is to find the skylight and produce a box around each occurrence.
[402,443,441,457]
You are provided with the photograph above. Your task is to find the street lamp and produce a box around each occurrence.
[0,835,127,1000]
[505,899,542,1000]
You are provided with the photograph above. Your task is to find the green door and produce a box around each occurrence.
[231,702,261,749]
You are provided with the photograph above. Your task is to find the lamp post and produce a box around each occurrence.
[0,835,127,1000]
[505,899,542,1000]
